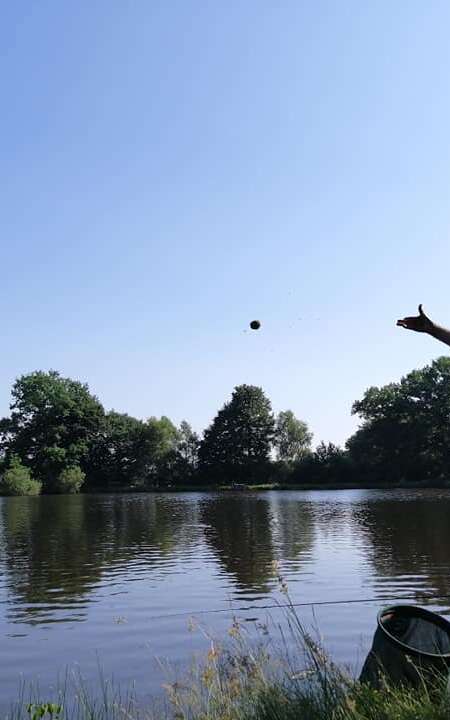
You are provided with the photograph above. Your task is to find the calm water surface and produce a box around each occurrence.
[0,489,449,708]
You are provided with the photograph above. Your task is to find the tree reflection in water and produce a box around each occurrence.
[0,494,199,624]
[352,491,450,611]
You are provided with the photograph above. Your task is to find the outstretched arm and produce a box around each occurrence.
[397,305,450,348]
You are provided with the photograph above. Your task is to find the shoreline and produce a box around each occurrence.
[80,480,450,494]
[3,480,450,498]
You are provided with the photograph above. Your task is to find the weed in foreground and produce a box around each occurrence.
[5,581,450,720]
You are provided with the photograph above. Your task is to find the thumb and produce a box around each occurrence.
[419,304,425,316]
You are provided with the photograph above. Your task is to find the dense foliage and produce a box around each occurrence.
[55,466,86,494]
[0,455,42,496]
[2,358,450,493]
[0,371,104,492]
[198,385,275,483]
[348,357,450,484]
[274,410,312,462]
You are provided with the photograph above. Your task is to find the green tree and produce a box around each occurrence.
[54,466,85,494]
[199,385,275,483]
[0,456,42,496]
[89,413,180,488]
[290,442,351,485]
[146,416,180,485]
[347,357,450,483]
[275,410,312,462]
[89,412,150,488]
[0,371,105,490]
[173,421,200,480]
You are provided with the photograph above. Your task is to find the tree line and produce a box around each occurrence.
[1,357,450,494]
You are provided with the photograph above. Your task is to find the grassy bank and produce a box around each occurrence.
[78,480,450,494]
[8,672,450,720]
[6,597,450,720]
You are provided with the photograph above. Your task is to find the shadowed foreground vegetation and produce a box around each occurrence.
[6,598,450,720]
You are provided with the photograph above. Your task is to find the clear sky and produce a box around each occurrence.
[2,1,450,446]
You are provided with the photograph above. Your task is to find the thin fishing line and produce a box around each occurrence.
[143,594,450,623]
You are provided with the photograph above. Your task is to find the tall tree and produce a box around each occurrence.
[89,411,150,488]
[91,414,181,488]
[275,410,312,462]
[146,416,180,485]
[0,371,104,490]
[347,357,450,483]
[199,385,275,483]
[173,421,199,480]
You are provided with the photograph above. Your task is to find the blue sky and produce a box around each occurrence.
[2,1,450,445]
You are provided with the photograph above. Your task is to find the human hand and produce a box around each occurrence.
[396,304,434,333]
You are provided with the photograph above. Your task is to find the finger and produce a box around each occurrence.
[397,320,407,327]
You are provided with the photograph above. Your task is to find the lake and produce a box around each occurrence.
[0,489,449,710]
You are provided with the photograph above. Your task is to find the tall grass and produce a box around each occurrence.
[160,591,450,720]
[5,585,450,720]
[6,672,145,720]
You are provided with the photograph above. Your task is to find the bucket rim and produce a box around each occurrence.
[377,604,450,661]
